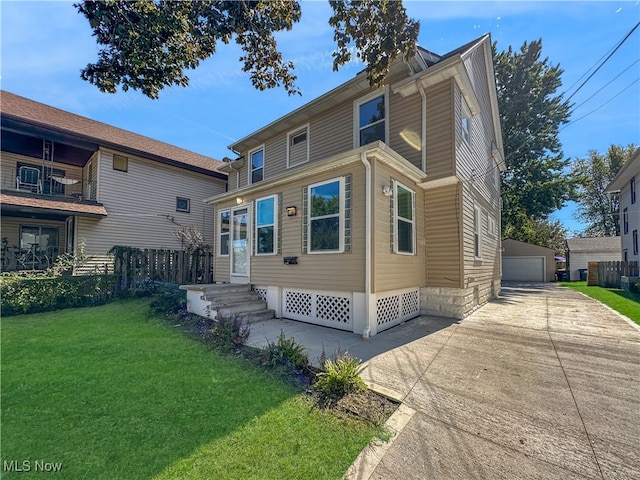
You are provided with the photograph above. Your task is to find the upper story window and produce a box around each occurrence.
[355,91,387,147]
[249,147,264,184]
[113,154,128,172]
[307,178,344,253]
[488,214,497,237]
[461,102,471,144]
[218,209,230,256]
[623,208,629,235]
[474,205,482,258]
[255,195,277,255]
[176,197,190,213]
[631,176,636,204]
[287,125,309,168]
[393,181,415,255]
[633,229,638,255]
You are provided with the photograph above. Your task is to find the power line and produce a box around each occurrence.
[571,58,640,112]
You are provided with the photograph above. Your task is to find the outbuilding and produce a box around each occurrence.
[501,239,556,282]
[565,237,621,281]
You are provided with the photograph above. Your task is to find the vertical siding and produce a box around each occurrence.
[425,183,463,288]
[213,163,366,291]
[77,150,224,256]
[425,79,455,179]
[388,90,423,170]
[372,161,426,292]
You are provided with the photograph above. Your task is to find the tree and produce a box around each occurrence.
[572,144,636,237]
[75,0,419,99]
[502,215,568,255]
[493,39,576,242]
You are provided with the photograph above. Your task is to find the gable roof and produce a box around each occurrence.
[1,91,226,179]
[606,147,640,193]
[565,237,621,252]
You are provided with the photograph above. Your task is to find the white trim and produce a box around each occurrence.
[474,204,483,259]
[230,204,250,281]
[461,100,471,145]
[248,145,265,185]
[307,177,345,254]
[217,208,230,257]
[254,194,278,256]
[393,180,416,255]
[286,124,310,168]
[353,87,389,149]
[487,213,497,238]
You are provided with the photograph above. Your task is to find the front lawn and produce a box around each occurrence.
[1,300,385,479]
[560,281,640,325]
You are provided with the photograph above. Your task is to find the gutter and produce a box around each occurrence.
[418,80,427,172]
[361,151,372,338]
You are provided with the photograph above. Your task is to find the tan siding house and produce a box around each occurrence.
[200,34,505,336]
[1,91,227,273]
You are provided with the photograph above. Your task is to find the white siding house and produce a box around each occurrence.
[565,237,621,281]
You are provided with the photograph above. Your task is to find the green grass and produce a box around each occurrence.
[1,300,385,479]
[560,281,640,325]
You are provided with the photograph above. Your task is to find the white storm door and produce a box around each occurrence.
[230,206,249,282]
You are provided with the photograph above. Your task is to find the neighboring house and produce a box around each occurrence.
[606,147,640,263]
[565,237,621,281]
[1,91,227,273]
[202,34,505,336]
[501,239,556,282]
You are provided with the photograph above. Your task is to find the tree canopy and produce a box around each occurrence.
[75,0,419,99]
[572,144,636,237]
[493,39,576,248]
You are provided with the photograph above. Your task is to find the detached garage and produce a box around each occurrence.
[502,239,556,282]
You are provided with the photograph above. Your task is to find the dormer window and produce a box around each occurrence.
[355,90,387,147]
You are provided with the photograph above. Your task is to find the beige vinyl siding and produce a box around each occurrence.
[372,161,426,292]
[77,149,223,256]
[389,90,423,170]
[213,163,366,291]
[424,79,455,179]
[1,216,66,256]
[83,153,99,200]
[425,183,463,288]
[2,151,84,193]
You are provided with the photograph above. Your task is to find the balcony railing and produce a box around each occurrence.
[3,167,87,200]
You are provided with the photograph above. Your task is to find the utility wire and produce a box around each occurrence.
[571,58,640,111]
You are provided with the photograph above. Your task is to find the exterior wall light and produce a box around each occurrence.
[382,186,393,197]
[286,206,297,216]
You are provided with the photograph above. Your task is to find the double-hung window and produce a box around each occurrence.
[218,209,230,256]
[250,147,264,184]
[474,205,482,258]
[356,92,386,147]
[631,177,636,204]
[393,181,415,255]
[623,208,629,235]
[255,195,277,255]
[461,102,471,144]
[308,178,344,253]
[633,230,638,255]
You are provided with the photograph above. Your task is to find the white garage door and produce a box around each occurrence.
[502,256,545,282]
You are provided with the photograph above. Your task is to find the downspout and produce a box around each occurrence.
[361,151,372,338]
[418,81,427,172]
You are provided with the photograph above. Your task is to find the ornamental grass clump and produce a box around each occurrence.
[263,330,310,373]
[315,351,367,398]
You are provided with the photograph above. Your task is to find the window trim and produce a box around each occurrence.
[623,207,629,235]
[176,197,190,213]
[286,124,310,168]
[112,154,128,172]
[633,229,638,256]
[393,180,416,255]
[487,214,497,237]
[254,194,278,256]
[217,209,230,257]
[353,87,389,148]
[631,176,636,204]
[473,205,482,259]
[248,145,265,185]
[461,101,471,145]
[307,177,345,254]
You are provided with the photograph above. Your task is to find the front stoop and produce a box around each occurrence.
[182,283,275,323]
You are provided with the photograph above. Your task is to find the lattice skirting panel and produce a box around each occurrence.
[282,289,353,331]
[376,288,420,332]
[251,286,268,302]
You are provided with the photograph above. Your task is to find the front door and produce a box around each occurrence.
[230,206,249,283]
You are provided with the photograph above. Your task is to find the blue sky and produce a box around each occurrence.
[2,1,639,234]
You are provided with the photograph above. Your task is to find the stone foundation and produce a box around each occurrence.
[420,280,499,319]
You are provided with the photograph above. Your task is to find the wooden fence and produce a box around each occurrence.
[595,261,639,288]
[113,248,213,289]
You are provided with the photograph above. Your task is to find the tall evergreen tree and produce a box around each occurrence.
[493,40,575,244]
[572,144,636,236]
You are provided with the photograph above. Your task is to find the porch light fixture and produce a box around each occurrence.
[286,206,297,217]
[236,196,243,205]
[382,186,393,197]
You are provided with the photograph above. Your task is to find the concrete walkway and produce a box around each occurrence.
[247,283,640,479]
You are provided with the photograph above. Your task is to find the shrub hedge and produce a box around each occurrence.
[0,274,118,316]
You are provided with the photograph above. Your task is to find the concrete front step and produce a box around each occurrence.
[235,309,276,323]
[216,300,268,317]
[201,284,252,296]
[204,292,259,303]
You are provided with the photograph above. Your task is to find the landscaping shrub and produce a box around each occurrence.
[148,283,187,316]
[0,274,117,316]
[207,314,251,351]
[315,351,367,398]
[263,331,310,372]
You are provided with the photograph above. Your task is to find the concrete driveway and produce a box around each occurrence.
[347,283,640,479]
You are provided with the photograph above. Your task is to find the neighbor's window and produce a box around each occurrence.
[356,93,386,147]
[255,195,277,255]
[394,181,415,255]
[623,208,629,234]
[308,178,344,253]
[113,154,128,172]
[250,147,264,184]
[176,197,190,213]
[631,176,636,204]
[218,209,230,256]
[461,102,471,144]
[474,205,482,258]
[633,230,638,255]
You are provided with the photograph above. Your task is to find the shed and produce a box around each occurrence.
[502,239,556,282]
[565,237,621,281]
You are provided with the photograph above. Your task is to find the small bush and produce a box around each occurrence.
[207,314,250,351]
[263,331,310,372]
[148,284,186,316]
[315,351,366,398]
